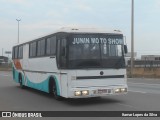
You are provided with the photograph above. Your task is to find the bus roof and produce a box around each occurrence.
[13,27,123,46]
[56,27,122,34]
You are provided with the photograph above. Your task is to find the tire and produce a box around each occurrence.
[50,79,63,101]
[19,74,25,89]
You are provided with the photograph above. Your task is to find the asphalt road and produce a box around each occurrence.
[0,71,160,119]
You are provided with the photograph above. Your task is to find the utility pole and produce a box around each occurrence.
[131,0,134,77]
[16,19,21,43]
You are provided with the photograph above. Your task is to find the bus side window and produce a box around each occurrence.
[29,42,37,57]
[18,45,23,59]
[37,39,45,56]
[12,47,15,59]
[15,47,18,59]
[51,36,56,55]
[46,38,51,55]
[46,36,56,55]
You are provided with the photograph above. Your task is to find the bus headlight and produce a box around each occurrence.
[82,90,89,96]
[75,91,81,96]
[115,88,127,93]
[121,88,127,92]
[115,88,121,93]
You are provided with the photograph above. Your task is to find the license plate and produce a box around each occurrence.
[98,89,111,94]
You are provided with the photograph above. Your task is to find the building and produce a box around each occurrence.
[141,55,160,61]
[0,56,9,64]
[125,52,137,65]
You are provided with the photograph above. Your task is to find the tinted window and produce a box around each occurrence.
[15,47,18,59]
[37,39,45,56]
[18,46,23,59]
[12,48,14,59]
[41,39,45,55]
[30,42,37,57]
[68,34,125,69]
[46,38,51,55]
[101,44,122,58]
[37,41,41,56]
[46,36,56,55]
[69,34,123,60]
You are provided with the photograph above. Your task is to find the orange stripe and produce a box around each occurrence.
[13,59,22,70]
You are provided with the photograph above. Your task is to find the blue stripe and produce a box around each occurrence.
[12,65,19,83]
[26,76,50,93]
[26,76,60,95]
[53,76,60,96]
[12,64,61,95]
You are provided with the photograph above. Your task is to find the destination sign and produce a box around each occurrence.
[72,38,123,45]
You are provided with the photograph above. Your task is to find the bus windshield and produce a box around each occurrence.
[68,34,125,69]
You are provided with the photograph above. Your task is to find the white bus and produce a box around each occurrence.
[12,28,128,100]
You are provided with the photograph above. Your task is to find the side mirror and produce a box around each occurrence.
[124,45,128,54]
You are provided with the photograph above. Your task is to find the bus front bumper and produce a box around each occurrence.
[68,86,128,98]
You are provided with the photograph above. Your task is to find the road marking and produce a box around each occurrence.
[0,74,11,77]
[128,82,160,86]
[117,103,138,110]
[129,90,160,95]
[128,90,146,94]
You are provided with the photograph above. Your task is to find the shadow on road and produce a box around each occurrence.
[63,97,121,106]
[15,85,123,106]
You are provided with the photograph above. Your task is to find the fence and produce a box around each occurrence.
[0,63,12,71]
[127,60,160,68]
[127,60,160,78]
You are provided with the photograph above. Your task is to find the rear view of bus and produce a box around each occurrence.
[12,28,128,100]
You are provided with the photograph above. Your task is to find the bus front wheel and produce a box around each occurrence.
[49,79,63,101]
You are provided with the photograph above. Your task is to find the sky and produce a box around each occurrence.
[0,0,160,58]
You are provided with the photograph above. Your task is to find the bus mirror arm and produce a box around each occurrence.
[124,45,128,54]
